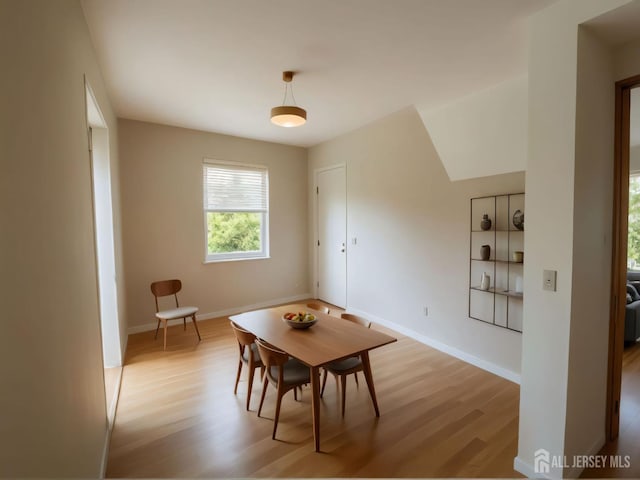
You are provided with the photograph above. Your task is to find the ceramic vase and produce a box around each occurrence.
[480,214,492,231]
[480,245,491,261]
[480,272,491,291]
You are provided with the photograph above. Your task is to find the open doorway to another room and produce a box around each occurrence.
[85,79,122,428]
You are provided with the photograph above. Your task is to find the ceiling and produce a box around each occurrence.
[81,0,556,147]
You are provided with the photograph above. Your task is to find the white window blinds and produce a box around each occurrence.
[203,162,268,212]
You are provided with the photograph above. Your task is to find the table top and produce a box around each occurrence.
[229,304,397,367]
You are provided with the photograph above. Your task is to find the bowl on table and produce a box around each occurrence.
[283,311,318,329]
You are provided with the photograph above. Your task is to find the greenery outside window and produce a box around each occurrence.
[203,160,269,262]
[629,174,640,270]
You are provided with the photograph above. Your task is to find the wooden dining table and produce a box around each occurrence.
[229,304,397,451]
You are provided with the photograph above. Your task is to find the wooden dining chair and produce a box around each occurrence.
[150,279,201,350]
[320,312,372,416]
[255,338,311,440]
[306,302,330,315]
[229,322,264,410]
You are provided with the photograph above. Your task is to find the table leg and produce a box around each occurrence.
[310,365,321,452]
[360,351,380,417]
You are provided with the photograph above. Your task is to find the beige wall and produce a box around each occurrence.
[308,107,525,379]
[0,0,126,476]
[564,24,615,471]
[119,120,309,330]
[516,1,629,477]
[418,75,528,181]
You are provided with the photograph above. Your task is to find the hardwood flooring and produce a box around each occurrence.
[582,340,640,478]
[106,310,521,478]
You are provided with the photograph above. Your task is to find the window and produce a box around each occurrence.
[629,174,640,270]
[203,161,269,262]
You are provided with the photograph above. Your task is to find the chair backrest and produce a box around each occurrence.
[306,302,330,315]
[341,313,371,329]
[150,279,182,312]
[229,321,256,347]
[255,338,289,384]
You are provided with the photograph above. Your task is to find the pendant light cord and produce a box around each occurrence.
[281,82,299,107]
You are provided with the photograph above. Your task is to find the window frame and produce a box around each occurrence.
[202,159,270,263]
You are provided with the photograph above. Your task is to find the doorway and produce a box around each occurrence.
[85,80,122,426]
[603,75,640,477]
[315,165,347,308]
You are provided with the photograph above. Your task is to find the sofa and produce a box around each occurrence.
[625,272,640,343]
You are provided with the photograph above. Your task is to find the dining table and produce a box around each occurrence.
[229,304,397,452]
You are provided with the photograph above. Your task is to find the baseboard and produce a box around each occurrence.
[100,366,123,478]
[127,293,312,334]
[347,307,521,384]
[563,434,606,478]
[514,456,545,479]
[513,433,606,479]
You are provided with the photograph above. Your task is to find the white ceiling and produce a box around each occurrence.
[81,0,556,147]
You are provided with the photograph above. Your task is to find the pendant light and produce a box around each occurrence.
[270,71,307,127]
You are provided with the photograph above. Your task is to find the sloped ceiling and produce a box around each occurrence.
[81,0,555,147]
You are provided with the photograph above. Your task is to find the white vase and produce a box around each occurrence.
[515,276,523,293]
[481,272,491,290]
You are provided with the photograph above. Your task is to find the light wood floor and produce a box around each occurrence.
[582,340,640,478]
[106,310,521,478]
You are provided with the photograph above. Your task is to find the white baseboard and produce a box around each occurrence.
[514,456,543,479]
[513,433,606,479]
[127,293,312,334]
[100,366,123,478]
[347,307,521,384]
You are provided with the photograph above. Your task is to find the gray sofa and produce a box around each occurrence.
[625,271,640,343]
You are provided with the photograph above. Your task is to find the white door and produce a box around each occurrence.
[316,166,346,308]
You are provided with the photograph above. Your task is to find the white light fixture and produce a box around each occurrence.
[270,71,307,127]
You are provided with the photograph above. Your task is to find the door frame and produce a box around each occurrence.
[313,164,347,304]
[607,73,640,441]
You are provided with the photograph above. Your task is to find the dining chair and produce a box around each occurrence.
[306,302,330,315]
[229,321,264,410]
[320,312,372,416]
[150,279,201,350]
[255,338,311,440]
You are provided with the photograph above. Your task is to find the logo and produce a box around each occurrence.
[533,448,631,474]
[535,448,550,474]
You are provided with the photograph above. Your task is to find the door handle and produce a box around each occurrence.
[340,243,345,253]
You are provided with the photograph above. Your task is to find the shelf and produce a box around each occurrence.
[471,258,524,265]
[471,229,524,233]
[469,192,525,333]
[470,286,523,299]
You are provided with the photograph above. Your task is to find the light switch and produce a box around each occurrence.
[543,270,557,292]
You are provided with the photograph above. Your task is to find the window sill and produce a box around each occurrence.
[204,255,271,265]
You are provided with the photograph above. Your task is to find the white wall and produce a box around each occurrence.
[614,36,640,80]
[308,107,525,380]
[418,76,528,181]
[0,0,126,476]
[631,145,640,173]
[564,25,615,475]
[119,120,309,331]
[516,1,629,478]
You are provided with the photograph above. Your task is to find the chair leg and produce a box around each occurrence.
[340,375,348,417]
[257,376,269,418]
[154,319,161,339]
[234,358,243,394]
[354,372,359,386]
[320,369,328,397]
[183,317,186,331]
[294,387,298,401]
[247,365,256,410]
[163,319,168,350]
[273,386,284,440]
[191,314,201,341]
